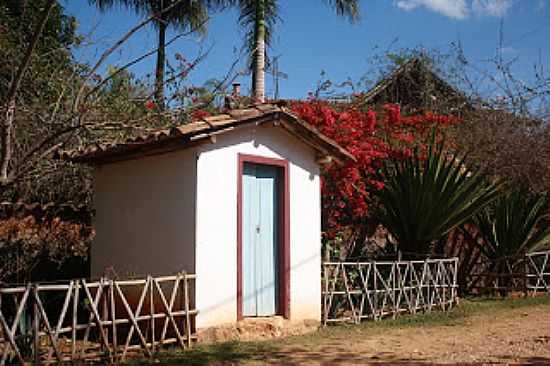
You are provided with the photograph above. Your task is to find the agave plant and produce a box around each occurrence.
[474,190,550,260]
[470,190,550,295]
[376,135,501,256]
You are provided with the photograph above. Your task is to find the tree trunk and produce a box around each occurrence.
[252,0,266,103]
[155,15,167,110]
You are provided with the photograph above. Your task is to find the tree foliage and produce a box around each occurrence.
[290,99,459,257]
[88,0,227,107]
[0,0,78,103]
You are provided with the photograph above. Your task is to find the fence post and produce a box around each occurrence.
[392,263,397,319]
[453,258,458,306]
[110,280,118,361]
[149,275,155,354]
[72,281,79,360]
[33,285,40,365]
[523,253,529,297]
[322,263,327,326]
[183,272,192,348]
[373,261,378,321]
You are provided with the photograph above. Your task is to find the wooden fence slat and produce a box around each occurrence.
[0,284,30,366]
[183,273,193,347]
[81,279,105,354]
[115,281,152,359]
[466,252,550,296]
[120,277,150,361]
[110,281,118,361]
[72,282,79,359]
[149,276,155,354]
[33,286,64,362]
[160,275,180,344]
[0,306,25,366]
[322,258,460,324]
[0,271,196,364]
[153,278,186,349]
[81,280,113,362]
[45,281,74,363]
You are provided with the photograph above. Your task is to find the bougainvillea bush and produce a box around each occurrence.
[290,98,458,258]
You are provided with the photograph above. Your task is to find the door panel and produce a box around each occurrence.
[242,163,279,317]
[242,164,259,316]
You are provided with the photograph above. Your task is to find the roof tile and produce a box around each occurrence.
[60,103,354,164]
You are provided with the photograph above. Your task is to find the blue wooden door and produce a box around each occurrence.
[242,163,279,316]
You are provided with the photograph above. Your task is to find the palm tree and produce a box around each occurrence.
[376,134,502,257]
[89,0,222,109]
[232,0,361,102]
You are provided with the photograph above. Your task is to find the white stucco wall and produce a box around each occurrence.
[92,149,197,278]
[195,125,322,328]
[92,123,322,329]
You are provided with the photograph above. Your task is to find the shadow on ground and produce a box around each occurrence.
[128,341,550,365]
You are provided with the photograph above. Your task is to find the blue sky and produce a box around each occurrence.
[65,0,550,100]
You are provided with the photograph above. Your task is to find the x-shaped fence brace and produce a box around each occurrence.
[526,251,550,294]
[322,258,459,325]
[0,272,197,365]
[465,250,550,295]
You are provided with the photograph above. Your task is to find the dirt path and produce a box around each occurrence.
[244,304,550,365]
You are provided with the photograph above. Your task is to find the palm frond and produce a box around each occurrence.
[235,0,360,73]
[88,0,212,33]
[474,190,550,260]
[324,0,360,23]
[376,132,502,255]
[237,0,279,56]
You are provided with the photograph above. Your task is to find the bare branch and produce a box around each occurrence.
[85,16,210,100]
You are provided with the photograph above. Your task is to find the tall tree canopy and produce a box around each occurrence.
[88,0,226,109]
[231,0,361,102]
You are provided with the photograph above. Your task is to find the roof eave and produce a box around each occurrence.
[62,110,355,166]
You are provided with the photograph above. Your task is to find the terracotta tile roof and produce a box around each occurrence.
[60,102,355,165]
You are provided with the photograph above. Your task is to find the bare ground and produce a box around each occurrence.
[133,298,550,365]
[246,304,550,365]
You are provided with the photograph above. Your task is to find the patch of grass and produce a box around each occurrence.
[307,296,550,340]
[126,296,550,365]
[126,341,278,366]
[458,295,550,314]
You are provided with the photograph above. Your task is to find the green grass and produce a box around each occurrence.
[126,296,550,366]
[127,341,278,366]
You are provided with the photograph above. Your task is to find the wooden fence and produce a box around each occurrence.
[466,250,550,296]
[526,251,550,294]
[322,258,458,325]
[0,272,196,365]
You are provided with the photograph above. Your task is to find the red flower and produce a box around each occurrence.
[366,109,377,131]
[191,109,211,121]
[289,100,458,236]
[145,100,155,110]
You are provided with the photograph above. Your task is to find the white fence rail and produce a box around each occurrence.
[464,250,550,295]
[526,251,550,294]
[322,258,459,325]
[0,272,196,365]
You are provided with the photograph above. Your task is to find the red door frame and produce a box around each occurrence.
[236,153,290,320]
